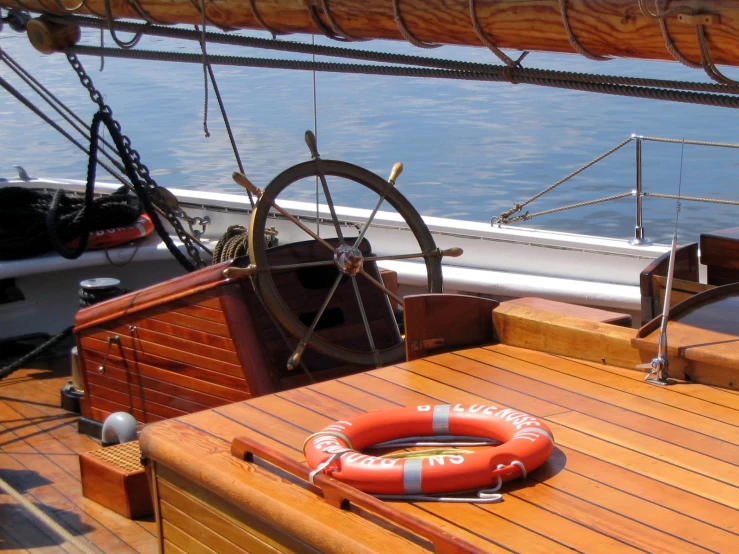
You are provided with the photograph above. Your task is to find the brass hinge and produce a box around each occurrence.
[409,338,445,351]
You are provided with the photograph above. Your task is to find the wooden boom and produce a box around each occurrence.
[4,1,739,67]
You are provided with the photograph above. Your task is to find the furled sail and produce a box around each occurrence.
[3,1,739,67]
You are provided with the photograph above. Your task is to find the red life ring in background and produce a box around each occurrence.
[303,403,554,495]
[66,213,154,251]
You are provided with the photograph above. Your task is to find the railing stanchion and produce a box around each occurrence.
[630,135,651,246]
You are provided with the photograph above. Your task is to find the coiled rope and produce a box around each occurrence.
[0,186,141,260]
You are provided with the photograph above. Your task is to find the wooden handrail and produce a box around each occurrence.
[231,435,488,554]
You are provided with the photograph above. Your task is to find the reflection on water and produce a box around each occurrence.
[0,28,737,244]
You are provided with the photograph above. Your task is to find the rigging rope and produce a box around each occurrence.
[65,44,739,110]
[43,15,739,97]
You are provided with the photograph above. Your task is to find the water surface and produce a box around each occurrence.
[1,26,737,244]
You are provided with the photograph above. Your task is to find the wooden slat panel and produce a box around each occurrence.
[75,263,236,331]
[86,382,190,420]
[81,349,249,403]
[79,337,248,389]
[158,474,314,554]
[166,301,228,324]
[100,312,236,351]
[80,331,243,377]
[163,539,188,554]
[163,520,219,554]
[96,322,240,365]
[88,394,166,424]
[150,309,231,337]
[81,357,231,410]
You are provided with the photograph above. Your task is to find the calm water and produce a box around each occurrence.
[1,27,738,244]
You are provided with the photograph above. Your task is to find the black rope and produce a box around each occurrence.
[87,109,197,271]
[0,186,141,260]
[0,326,73,381]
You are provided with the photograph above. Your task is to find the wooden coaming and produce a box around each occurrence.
[701,226,739,285]
[74,239,400,424]
[639,242,701,322]
[140,343,739,553]
[9,1,739,66]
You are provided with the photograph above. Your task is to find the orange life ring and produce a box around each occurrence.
[67,213,154,250]
[303,403,554,495]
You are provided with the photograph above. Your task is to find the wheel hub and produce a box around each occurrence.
[334,243,364,276]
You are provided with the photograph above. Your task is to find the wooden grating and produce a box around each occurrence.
[84,441,144,473]
[141,343,739,553]
[0,365,158,553]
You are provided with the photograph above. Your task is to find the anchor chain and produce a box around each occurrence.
[65,51,206,270]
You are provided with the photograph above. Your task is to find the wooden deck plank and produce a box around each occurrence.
[139,343,739,554]
[485,344,739,426]
[550,423,739,510]
[549,410,739,479]
[371,359,739,519]
[406,353,739,466]
[533,453,739,553]
[574,357,739,405]
[301,372,717,554]
[233,387,696,553]
[0,370,158,554]
[456,347,739,445]
[208,404,577,553]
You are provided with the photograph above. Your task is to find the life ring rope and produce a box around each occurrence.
[304,403,555,500]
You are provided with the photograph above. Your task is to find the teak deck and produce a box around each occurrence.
[0,365,157,554]
[140,343,739,554]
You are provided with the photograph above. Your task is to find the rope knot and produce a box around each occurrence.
[503,66,519,85]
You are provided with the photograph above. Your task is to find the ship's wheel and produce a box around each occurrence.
[235,131,460,371]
